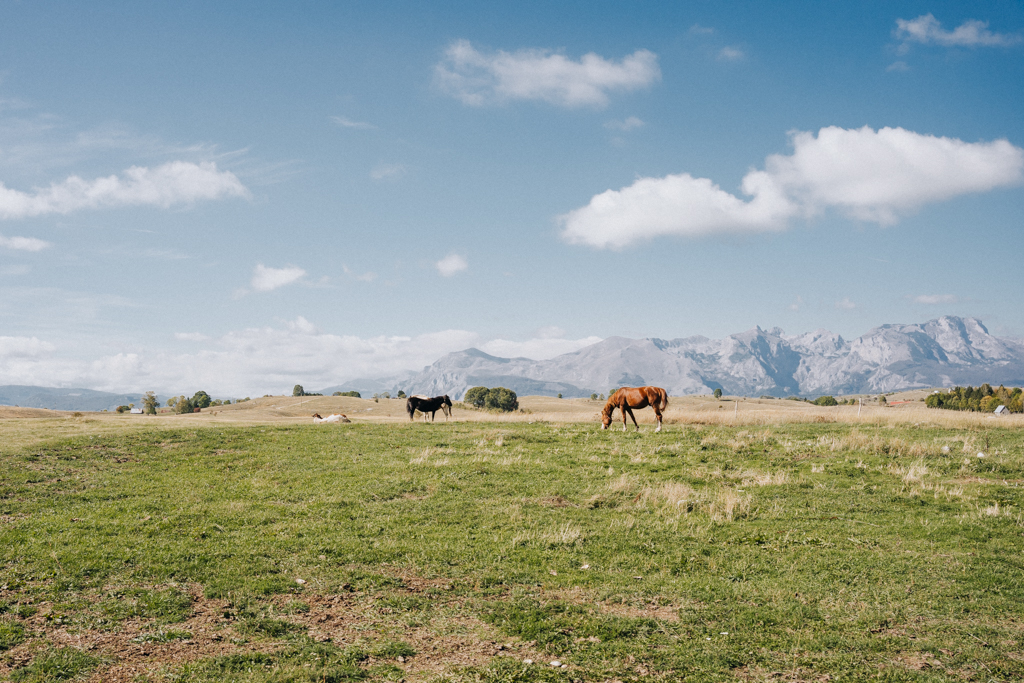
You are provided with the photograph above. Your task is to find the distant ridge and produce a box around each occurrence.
[378,316,1024,400]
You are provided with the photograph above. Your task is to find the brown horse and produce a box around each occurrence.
[601,386,668,432]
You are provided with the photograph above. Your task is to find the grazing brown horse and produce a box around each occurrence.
[601,386,668,432]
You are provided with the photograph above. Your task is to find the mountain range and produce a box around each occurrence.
[5,317,1023,411]
[338,316,1024,400]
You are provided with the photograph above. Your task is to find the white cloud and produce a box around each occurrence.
[435,253,468,277]
[370,163,406,180]
[604,116,645,131]
[250,264,306,292]
[788,295,804,311]
[332,116,376,130]
[689,24,715,35]
[0,161,248,220]
[895,14,1022,47]
[561,126,1024,248]
[718,46,744,61]
[0,234,50,251]
[0,335,55,357]
[886,61,910,72]
[435,40,660,108]
[835,298,857,310]
[175,332,209,341]
[914,294,959,304]
[480,335,603,360]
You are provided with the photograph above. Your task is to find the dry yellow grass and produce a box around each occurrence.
[1,391,1019,453]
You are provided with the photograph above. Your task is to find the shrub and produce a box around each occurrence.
[464,387,489,408]
[813,395,838,406]
[713,388,723,399]
[485,387,518,412]
[397,390,407,399]
[333,391,361,398]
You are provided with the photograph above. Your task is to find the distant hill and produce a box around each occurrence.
[379,316,1024,400]
[0,386,157,412]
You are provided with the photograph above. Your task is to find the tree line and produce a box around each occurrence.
[925,384,1022,413]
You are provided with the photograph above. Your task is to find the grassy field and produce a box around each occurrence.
[1,400,1022,682]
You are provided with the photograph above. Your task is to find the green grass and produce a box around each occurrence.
[1,421,1022,681]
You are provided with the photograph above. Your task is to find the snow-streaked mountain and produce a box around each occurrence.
[385,317,1024,399]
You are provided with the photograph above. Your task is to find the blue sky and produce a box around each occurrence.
[0,1,1022,396]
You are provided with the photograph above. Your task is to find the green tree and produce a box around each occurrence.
[557,393,562,399]
[713,388,723,399]
[878,394,887,405]
[590,393,598,401]
[192,391,212,409]
[166,396,178,409]
[142,391,160,415]
[464,387,489,408]
[397,390,407,399]
[175,396,194,414]
[485,387,518,412]
[293,384,305,397]
[813,395,838,406]
[332,391,361,398]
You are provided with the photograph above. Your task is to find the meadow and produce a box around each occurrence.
[0,397,1022,682]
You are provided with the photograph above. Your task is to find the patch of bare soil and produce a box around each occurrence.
[0,579,548,683]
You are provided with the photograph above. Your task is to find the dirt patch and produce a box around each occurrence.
[0,579,547,683]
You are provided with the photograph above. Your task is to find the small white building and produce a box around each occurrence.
[130,407,144,414]
[994,405,1008,416]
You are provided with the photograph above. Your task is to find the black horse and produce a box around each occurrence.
[406,394,452,422]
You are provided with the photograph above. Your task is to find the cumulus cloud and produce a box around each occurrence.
[604,116,645,131]
[718,46,744,61]
[835,298,857,310]
[914,294,959,304]
[435,253,468,277]
[435,40,660,108]
[0,234,50,251]
[174,332,209,342]
[561,126,1024,248]
[250,264,306,292]
[896,14,1022,47]
[0,161,248,220]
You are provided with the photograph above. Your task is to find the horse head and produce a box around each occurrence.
[600,401,614,429]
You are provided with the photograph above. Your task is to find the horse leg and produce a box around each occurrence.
[620,403,629,432]
[654,406,663,432]
[626,406,639,431]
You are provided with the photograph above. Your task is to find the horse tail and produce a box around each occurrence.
[655,387,668,411]
[406,398,416,420]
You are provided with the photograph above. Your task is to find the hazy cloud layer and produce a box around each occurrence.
[0,161,248,220]
[435,40,660,108]
[914,294,959,304]
[331,116,376,130]
[561,126,1024,248]
[435,253,468,277]
[896,14,1022,47]
[480,335,603,360]
[0,320,604,396]
[0,234,50,251]
[250,264,306,292]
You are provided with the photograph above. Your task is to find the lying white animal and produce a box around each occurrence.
[312,412,350,424]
